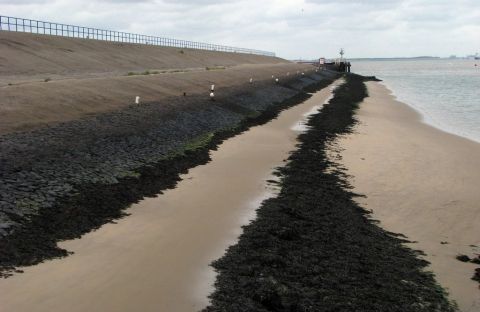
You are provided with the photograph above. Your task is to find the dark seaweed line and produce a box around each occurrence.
[204,74,457,312]
[0,78,335,278]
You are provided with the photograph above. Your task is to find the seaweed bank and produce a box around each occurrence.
[204,74,455,311]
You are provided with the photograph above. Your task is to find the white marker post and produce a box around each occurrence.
[135,96,140,104]
[249,78,253,84]
[211,84,215,92]
[210,91,215,101]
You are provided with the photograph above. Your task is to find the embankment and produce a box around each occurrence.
[0,33,338,277]
[204,74,456,311]
[0,31,311,134]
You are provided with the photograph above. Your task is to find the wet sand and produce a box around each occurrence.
[334,81,480,311]
[0,80,341,312]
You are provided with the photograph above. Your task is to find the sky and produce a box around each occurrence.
[0,0,479,59]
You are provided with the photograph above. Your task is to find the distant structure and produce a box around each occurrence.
[0,15,275,57]
[335,48,351,73]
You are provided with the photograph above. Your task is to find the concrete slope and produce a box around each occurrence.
[0,31,285,81]
[0,31,313,135]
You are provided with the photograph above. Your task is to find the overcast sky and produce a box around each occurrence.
[1,0,479,59]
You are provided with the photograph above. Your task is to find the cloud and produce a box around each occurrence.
[0,0,479,58]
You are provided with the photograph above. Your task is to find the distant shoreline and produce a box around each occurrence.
[352,58,480,144]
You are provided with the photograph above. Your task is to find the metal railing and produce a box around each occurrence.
[0,15,275,57]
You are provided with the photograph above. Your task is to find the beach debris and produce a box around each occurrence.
[456,254,471,262]
[135,96,140,104]
[473,268,480,282]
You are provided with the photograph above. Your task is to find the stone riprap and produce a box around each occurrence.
[0,70,338,277]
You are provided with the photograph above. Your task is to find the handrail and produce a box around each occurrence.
[0,15,276,57]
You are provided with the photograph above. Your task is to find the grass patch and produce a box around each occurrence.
[206,66,226,71]
[183,133,215,152]
[127,70,159,76]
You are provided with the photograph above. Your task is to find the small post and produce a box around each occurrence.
[211,84,215,92]
[249,78,253,84]
[135,96,140,104]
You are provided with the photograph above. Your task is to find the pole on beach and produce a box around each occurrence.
[135,96,140,104]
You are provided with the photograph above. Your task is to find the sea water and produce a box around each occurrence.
[352,59,480,143]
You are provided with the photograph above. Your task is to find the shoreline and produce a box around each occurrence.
[335,81,480,311]
[204,74,454,311]
[0,80,341,312]
[378,79,480,144]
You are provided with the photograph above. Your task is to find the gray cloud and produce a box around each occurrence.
[0,0,479,58]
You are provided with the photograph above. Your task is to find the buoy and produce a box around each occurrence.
[135,96,140,104]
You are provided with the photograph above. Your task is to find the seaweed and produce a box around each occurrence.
[204,74,456,311]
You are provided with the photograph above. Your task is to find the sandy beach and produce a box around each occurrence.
[0,79,341,312]
[334,81,480,311]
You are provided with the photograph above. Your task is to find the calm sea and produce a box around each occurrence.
[352,59,480,143]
